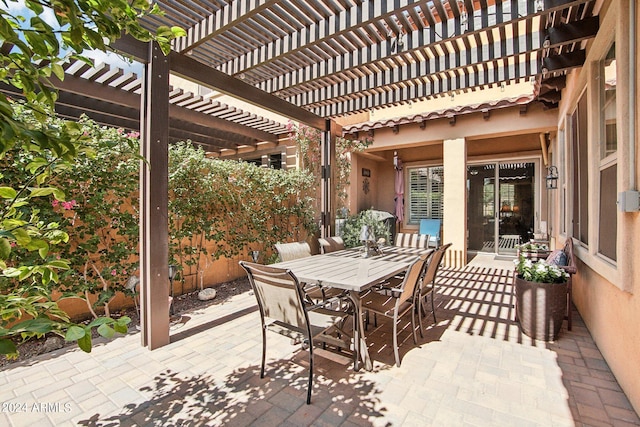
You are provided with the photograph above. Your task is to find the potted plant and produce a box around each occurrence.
[513,252,569,341]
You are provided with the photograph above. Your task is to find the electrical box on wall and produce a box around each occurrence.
[618,191,640,212]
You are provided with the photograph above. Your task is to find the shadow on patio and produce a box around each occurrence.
[4,265,639,426]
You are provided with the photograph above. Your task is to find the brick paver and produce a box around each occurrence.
[1,261,639,426]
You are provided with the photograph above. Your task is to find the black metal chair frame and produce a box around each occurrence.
[239,261,355,404]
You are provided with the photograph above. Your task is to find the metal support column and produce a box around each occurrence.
[139,41,170,349]
[320,119,340,238]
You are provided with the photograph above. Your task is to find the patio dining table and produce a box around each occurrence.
[271,245,429,370]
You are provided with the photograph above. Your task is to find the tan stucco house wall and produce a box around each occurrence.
[549,0,640,413]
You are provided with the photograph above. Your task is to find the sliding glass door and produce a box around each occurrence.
[467,162,536,256]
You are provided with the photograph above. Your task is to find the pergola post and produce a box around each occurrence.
[320,119,339,238]
[139,41,170,349]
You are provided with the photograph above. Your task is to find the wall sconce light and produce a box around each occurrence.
[535,0,544,12]
[546,166,559,189]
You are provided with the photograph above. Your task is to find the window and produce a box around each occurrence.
[407,166,444,224]
[570,93,589,245]
[598,44,617,261]
[243,153,285,169]
[601,45,617,159]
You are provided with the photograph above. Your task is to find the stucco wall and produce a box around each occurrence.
[552,0,640,413]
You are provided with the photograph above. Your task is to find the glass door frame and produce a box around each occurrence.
[467,156,542,255]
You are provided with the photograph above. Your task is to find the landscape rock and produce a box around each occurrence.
[198,288,217,301]
[40,335,65,354]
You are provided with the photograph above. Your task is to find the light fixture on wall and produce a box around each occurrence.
[546,166,559,189]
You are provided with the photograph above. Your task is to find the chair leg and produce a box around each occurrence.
[307,343,314,404]
[430,290,437,323]
[393,315,400,367]
[260,326,267,378]
[417,298,424,338]
[567,279,572,331]
[411,305,418,345]
[351,314,358,371]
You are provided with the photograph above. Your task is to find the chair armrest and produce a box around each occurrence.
[559,265,577,275]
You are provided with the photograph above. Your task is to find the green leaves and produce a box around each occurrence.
[65,325,85,341]
[63,316,130,353]
[0,187,17,199]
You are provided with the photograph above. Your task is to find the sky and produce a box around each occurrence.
[5,0,143,75]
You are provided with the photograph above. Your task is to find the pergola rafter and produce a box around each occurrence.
[154,0,595,118]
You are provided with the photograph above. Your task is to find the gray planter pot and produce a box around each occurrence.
[515,276,567,341]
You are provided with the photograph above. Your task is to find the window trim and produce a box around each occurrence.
[404,163,445,226]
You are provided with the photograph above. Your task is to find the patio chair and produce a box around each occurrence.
[416,243,452,337]
[546,238,577,330]
[274,241,312,261]
[318,236,345,254]
[394,232,431,249]
[360,253,430,367]
[274,241,328,301]
[239,261,355,404]
[276,240,346,303]
[419,219,441,248]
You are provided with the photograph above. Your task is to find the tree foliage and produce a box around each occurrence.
[168,142,318,283]
[0,0,184,357]
[287,121,372,216]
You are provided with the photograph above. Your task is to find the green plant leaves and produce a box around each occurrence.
[65,325,85,341]
[77,332,92,352]
[97,323,115,338]
[0,238,11,260]
[0,187,17,199]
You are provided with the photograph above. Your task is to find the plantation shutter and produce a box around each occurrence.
[408,166,444,224]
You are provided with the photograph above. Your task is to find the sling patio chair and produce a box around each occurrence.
[318,236,345,254]
[394,232,431,249]
[274,241,312,261]
[360,252,430,367]
[239,261,355,404]
[416,243,451,337]
[276,240,345,303]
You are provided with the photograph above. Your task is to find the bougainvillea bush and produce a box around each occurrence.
[168,141,318,287]
[288,122,372,216]
[0,109,319,357]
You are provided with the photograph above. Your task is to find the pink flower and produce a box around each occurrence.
[126,131,140,139]
[52,199,59,208]
[111,269,117,276]
[10,242,16,247]
[117,128,124,134]
[58,200,77,210]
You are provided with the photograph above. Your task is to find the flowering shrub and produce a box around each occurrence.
[1,111,319,358]
[340,209,391,248]
[514,255,569,283]
[168,142,317,286]
[288,122,372,215]
[0,0,183,357]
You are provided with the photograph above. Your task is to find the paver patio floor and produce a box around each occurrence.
[1,262,638,426]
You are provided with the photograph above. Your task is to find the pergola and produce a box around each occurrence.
[13,0,601,348]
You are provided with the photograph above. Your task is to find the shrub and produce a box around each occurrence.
[339,209,391,248]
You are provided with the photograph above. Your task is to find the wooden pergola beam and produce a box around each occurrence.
[139,41,170,350]
[112,35,326,130]
[50,73,275,144]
